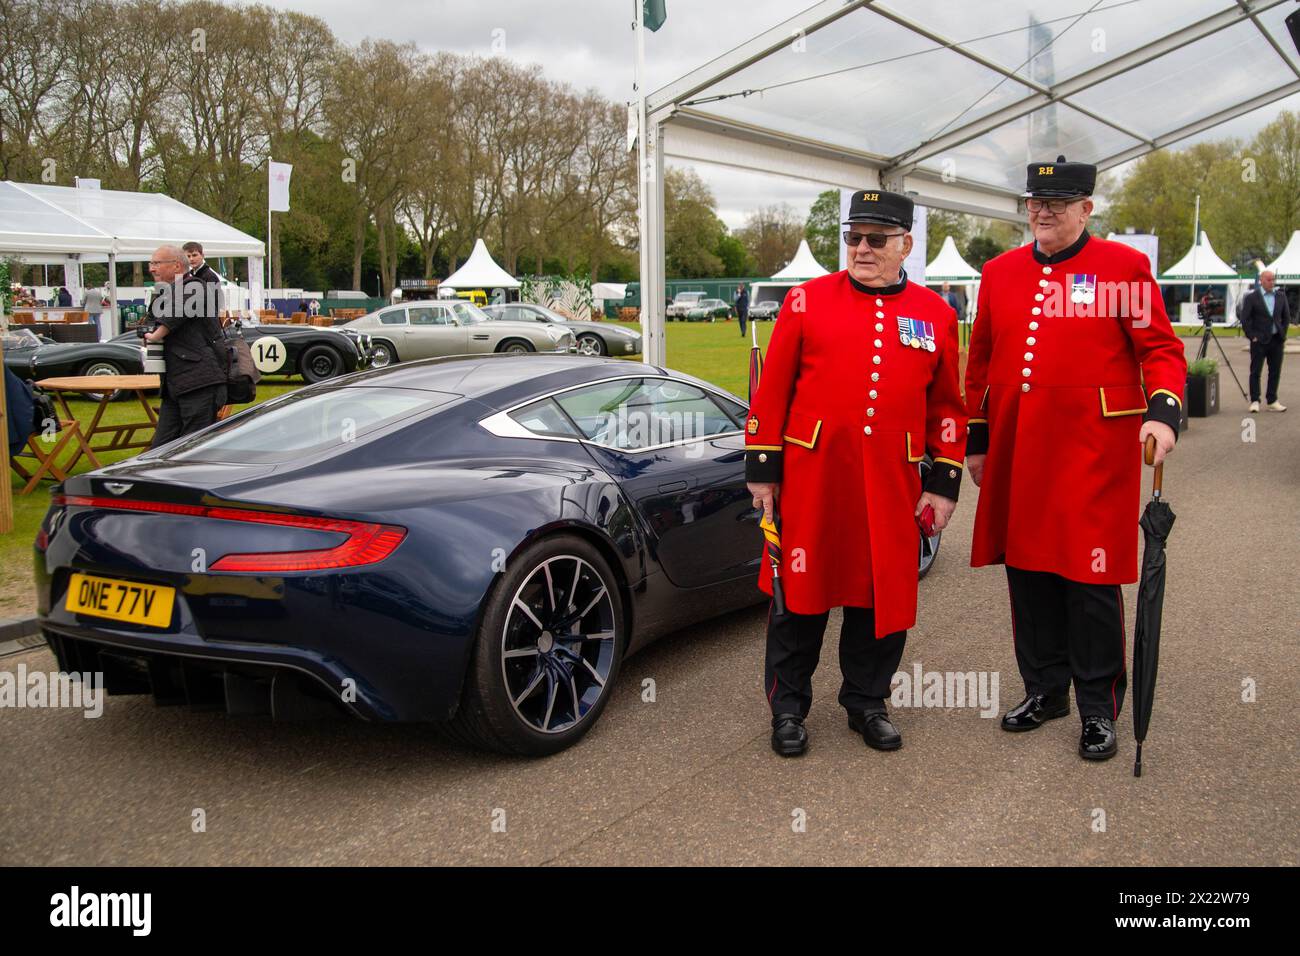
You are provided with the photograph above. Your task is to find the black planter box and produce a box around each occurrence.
[1186,372,1219,417]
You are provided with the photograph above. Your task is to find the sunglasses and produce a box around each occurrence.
[1025,197,1085,215]
[843,231,906,248]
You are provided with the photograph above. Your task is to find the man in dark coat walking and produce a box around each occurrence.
[735,283,749,337]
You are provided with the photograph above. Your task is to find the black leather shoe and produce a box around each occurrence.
[1000,693,1070,732]
[771,713,808,756]
[847,711,902,751]
[1079,715,1118,760]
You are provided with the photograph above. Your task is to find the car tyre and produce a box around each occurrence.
[79,359,125,402]
[576,333,605,356]
[299,344,343,382]
[497,339,534,354]
[369,339,398,368]
[448,534,626,755]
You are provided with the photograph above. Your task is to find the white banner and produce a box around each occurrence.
[268,161,292,212]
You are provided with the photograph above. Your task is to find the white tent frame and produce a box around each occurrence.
[0,181,265,337]
[636,0,1300,365]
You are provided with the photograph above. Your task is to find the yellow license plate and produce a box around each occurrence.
[66,573,175,628]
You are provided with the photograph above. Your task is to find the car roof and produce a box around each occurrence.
[333,354,741,409]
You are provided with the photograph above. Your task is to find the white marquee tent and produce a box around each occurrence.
[770,239,831,281]
[1161,231,1239,279]
[442,239,520,291]
[0,181,265,334]
[924,236,981,282]
[635,0,1300,364]
[1265,229,1300,280]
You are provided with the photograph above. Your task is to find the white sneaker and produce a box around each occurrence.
[1249,401,1260,413]
[1266,401,1287,412]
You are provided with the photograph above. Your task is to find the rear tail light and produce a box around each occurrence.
[52,495,406,572]
[35,527,49,551]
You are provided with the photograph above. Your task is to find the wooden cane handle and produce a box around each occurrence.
[1144,435,1163,494]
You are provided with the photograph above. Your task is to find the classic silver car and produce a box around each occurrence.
[481,302,642,357]
[666,291,707,320]
[342,300,575,367]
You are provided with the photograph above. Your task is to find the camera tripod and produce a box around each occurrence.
[1195,317,1248,401]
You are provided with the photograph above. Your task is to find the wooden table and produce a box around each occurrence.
[35,375,162,468]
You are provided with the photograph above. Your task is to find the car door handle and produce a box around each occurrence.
[657,480,688,493]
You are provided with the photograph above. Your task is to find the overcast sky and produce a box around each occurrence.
[264,0,1300,230]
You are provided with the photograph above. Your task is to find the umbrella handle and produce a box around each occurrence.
[1144,435,1163,496]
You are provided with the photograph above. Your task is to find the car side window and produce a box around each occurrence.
[409,307,449,326]
[555,378,740,450]
[379,310,408,325]
[507,399,580,438]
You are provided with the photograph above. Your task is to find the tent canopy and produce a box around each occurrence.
[1265,229,1300,278]
[925,235,981,282]
[443,238,520,289]
[0,181,264,262]
[1162,230,1238,279]
[770,238,831,280]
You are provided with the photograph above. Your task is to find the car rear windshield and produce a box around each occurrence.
[162,386,451,463]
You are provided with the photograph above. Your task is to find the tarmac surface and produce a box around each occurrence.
[1,338,1296,866]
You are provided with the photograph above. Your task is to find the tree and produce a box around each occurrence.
[739,202,804,276]
[805,189,840,272]
[926,210,971,263]
[663,167,726,277]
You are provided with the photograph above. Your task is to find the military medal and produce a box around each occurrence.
[1069,273,1097,305]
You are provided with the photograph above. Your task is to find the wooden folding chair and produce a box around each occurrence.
[9,419,101,495]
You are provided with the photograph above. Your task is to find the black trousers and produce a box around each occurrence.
[1248,333,1285,403]
[764,605,906,718]
[738,312,748,337]
[1006,566,1127,719]
[151,383,227,449]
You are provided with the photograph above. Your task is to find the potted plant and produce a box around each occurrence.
[1186,357,1219,417]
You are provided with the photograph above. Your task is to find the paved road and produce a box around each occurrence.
[1,339,1296,865]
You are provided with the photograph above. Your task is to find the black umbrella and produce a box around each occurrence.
[1133,435,1175,778]
[749,323,786,617]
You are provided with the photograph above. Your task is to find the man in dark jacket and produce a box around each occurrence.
[1240,270,1289,412]
[144,245,228,447]
[735,283,749,337]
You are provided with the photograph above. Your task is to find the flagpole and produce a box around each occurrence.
[635,0,648,353]
[267,163,273,313]
[1189,193,1200,313]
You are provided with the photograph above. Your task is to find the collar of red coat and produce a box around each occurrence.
[847,267,908,297]
[1032,229,1091,265]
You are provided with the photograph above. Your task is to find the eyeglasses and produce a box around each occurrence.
[1025,197,1085,215]
[843,231,906,248]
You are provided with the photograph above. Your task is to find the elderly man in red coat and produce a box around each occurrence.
[746,189,967,757]
[965,157,1187,761]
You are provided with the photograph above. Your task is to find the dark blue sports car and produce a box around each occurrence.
[36,354,942,754]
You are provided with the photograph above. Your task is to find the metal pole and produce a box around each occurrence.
[107,252,118,339]
[1189,193,1200,313]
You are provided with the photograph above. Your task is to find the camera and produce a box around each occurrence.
[136,322,167,374]
[1196,291,1224,323]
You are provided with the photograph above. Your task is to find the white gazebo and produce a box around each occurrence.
[1161,230,1245,324]
[1265,229,1300,281]
[0,181,265,337]
[924,235,981,323]
[751,239,830,307]
[442,239,520,294]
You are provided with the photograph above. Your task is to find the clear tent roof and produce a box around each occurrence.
[0,181,264,262]
[648,0,1300,215]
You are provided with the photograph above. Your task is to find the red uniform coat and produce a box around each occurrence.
[965,232,1187,585]
[746,271,967,638]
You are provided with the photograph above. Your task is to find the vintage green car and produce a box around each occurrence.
[684,298,735,322]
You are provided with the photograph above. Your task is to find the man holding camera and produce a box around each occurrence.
[144,245,227,448]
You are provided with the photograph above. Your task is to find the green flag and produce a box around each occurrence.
[643,0,666,32]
